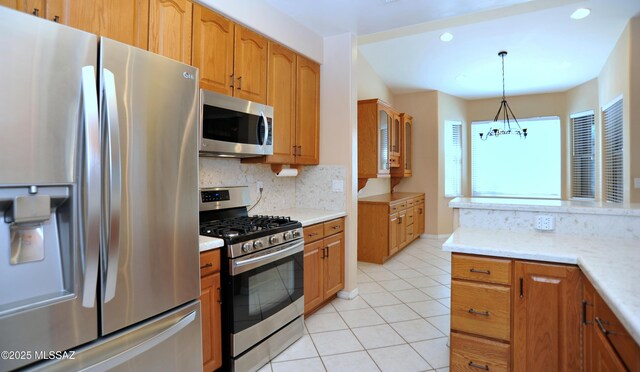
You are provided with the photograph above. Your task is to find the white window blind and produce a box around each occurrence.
[444,121,462,197]
[604,98,623,203]
[471,117,561,198]
[570,111,595,199]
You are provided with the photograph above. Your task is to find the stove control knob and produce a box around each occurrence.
[283,231,293,241]
[253,240,264,249]
[269,236,279,244]
[242,242,252,252]
[292,230,301,238]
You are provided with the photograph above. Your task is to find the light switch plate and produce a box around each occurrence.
[332,180,344,193]
[634,178,640,189]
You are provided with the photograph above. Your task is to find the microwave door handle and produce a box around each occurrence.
[80,66,100,308]
[260,112,269,146]
[102,69,122,303]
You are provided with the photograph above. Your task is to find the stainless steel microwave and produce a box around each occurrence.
[199,89,273,157]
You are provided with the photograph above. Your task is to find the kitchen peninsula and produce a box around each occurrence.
[444,197,640,371]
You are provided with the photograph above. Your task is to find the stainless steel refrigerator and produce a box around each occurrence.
[0,7,201,371]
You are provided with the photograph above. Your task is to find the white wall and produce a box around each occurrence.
[199,0,323,62]
[320,33,359,296]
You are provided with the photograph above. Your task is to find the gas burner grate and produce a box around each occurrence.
[199,215,297,239]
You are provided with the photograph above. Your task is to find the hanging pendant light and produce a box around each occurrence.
[479,51,527,140]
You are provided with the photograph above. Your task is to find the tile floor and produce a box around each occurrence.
[258,236,452,372]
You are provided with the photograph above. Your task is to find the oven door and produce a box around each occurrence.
[200,89,273,157]
[228,239,304,357]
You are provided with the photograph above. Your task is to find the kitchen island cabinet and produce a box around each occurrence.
[358,192,425,264]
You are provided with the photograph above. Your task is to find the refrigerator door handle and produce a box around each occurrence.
[84,310,197,370]
[80,66,101,308]
[102,68,122,303]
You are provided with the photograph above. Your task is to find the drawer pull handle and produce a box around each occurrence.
[468,361,490,370]
[595,317,615,335]
[308,232,318,236]
[470,268,491,275]
[217,287,222,304]
[331,225,340,230]
[468,308,490,316]
[200,263,213,269]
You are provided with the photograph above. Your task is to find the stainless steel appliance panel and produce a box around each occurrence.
[99,38,200,335]
[28,301,202,372]
[0,7,98,185]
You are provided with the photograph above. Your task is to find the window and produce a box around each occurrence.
[570,111,595,199]
[444,120,462,197]
[603,98,623,203]
[471,117,561,198]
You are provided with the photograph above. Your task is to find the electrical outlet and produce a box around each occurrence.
[535,215,555,231]
[332,180,344,193]
[634,178,640,189]
[256,181,263,192]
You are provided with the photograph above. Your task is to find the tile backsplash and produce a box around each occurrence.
[199,158,345,214]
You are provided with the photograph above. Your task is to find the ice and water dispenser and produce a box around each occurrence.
[0,185,75,313]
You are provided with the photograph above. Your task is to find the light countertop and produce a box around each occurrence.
[449,197,640,216]
[199,235,224,253]
[262,208,346,227]
[359,192,424,204]
[443,227,640,345]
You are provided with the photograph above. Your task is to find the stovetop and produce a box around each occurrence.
[200,215,302,244]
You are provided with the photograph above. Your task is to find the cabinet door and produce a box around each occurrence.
[390,112,401,161]
[377,107,391,175]
[389,212,399,256]
[0,0,18,10]
[192,5,234,95]
[265,42,296,164]
[323,232,344,298]
[404,115,412,176]
[304,240,324,313]
[16,0,44,16]
[148,0,192,64]
[513,261,582,372]
[45,0,99,34]
[416,203,425,236]
[200,272,222,372]
[101,0,149,49]
[591,323,628,372]
[295,55,320,165]
[397,209,407,248]
[234,24,268,104]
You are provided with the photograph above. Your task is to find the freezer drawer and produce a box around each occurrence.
[28,301,203,372]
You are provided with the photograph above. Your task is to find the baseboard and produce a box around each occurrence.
[419,233,452,239]
[337,287,359,300]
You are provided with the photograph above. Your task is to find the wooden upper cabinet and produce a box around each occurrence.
[46,0,99,34]
[233,24,268,104]
[1,0,18,10]
[100,0,149,49]
[513,261,582,372]
[295,55,320,165]
[16,0,44,16]
[390,112,401,165]
[264,42,296,164]
[148,0,192,64]
[192,4,234,94]
[358,99,392,181]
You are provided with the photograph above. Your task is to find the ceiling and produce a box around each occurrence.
[264,0,640,99]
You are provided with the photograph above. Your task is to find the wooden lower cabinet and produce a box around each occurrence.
[513,261,582,371]
[303,218,345,315]
[358,193,424,264]
[200,249,222,372]
[451,253,583,372]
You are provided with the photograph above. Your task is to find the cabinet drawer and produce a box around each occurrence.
[452,254,512,285]
[200,249,221,277]
[451,280,511,341]
[304,224,324,243]
[594,293,640,370]
[405,208,414,225]
[390,201,407,213]
[406,198,416,208]
[323,218,344,236]
[450,332,510,372]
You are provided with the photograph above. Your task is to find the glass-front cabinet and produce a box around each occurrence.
[402,113,412,176]
[378,109,390,174]
[390,113,401,167]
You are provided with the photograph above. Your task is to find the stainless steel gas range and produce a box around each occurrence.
[199,186,304,371]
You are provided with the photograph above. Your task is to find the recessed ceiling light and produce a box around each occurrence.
[383,0,398,3]
[440,32,454,42]
[570,8,591,20]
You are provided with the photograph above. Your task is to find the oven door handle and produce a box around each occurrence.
[232,240,303,275]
